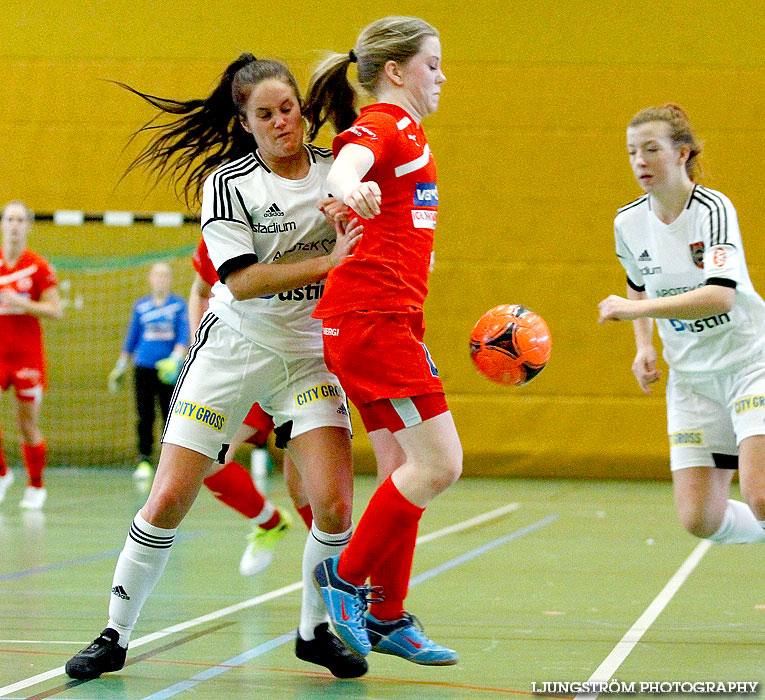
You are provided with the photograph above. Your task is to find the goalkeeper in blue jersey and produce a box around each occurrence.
[109,262,189,480]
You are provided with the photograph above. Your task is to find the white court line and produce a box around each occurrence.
[0,501,520,697]
[0,640,83,645]
[416,502,519,544]
[575,539,712,700]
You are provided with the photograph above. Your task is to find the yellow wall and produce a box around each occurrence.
[1,2,763,476]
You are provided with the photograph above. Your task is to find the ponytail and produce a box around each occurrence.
[303,53,358,142]
[118,53,300,207]
[304,16,438,142]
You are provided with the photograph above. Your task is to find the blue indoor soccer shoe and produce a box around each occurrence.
[313,555,371,656]
[364,611,459,665]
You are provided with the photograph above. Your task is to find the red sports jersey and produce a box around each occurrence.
[313,103,438,317]
[0,249,57,363]
[192,237,219,287]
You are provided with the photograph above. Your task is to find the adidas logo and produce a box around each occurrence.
[263,202,284,218]
[638,250,652,262]
[337,404,349,416]
[111,585,130,600]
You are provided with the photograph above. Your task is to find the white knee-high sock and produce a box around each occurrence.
[707,500,765,544]
[298,523,352,640]
[107,512,177,646]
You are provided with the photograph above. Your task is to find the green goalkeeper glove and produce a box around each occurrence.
[107,358,128,394]
[156,355,182,385]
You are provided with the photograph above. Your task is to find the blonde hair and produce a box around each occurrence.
[1,200,33,221]
[303,16,439,140]
[629,103,703,181]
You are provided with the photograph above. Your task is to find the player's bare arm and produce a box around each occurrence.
[317,197,349,228]
[628,290,662,395]
[631,342,662,395]
[0,286,64,319]
[599,287,661,393]
[599,284,734,323]
[225,217,363,302]
[326,144,380,219]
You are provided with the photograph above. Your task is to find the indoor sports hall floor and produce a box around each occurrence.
[0,469,762,700]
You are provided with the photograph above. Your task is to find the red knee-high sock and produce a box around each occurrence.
[338,476,424,586]
[0,430,7,477]
[203,461,279,526]
[368,518,418,620]
[22,441,46,487]
[295,503,313,530]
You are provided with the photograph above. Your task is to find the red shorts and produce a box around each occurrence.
[0,357,45,403]
[360,393,448,433]
[242,403,275,447]
[321,310,447,432]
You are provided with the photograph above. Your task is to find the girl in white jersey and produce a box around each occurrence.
[66,54,368,681]
[598,104,765,545]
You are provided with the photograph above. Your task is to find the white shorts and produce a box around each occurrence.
[666,360,765,471]
[162,314,351,460]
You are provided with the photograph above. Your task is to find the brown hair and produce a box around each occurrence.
[303,16,439,141]
[117,54,302,208]
[629,103,703,181]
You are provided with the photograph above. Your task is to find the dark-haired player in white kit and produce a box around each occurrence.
[599,103,765,544]
[66,53,366,681]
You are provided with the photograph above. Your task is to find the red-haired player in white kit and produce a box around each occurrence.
[598,104,765,545]
[0,200,63,510]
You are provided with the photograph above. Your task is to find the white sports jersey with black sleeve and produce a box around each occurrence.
[614,185,765,373]
[201,146,335,359]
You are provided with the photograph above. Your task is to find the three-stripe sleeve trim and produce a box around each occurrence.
[693,187,728,246]
[210,156,259,221]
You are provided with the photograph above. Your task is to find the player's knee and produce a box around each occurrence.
[141,490,189,529]
[311,492,353,531]
[677,507,720,539]
[744,492,765,521]
[18,419,41,444]
[424,451,462,494]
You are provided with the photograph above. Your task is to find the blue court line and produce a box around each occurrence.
[0,532,203,582]
[139,633,296,700]
[134,514,559,700]
[410,514,559,586]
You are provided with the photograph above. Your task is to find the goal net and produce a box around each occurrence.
[1,231,196,467]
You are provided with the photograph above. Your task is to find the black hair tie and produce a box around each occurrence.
[348,49,357,63]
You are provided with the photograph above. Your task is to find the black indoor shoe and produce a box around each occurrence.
[295,622,368,678]
[65,628,127,679]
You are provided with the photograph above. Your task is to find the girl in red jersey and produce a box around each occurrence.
[0,201,63,510]
[303,16,461,664]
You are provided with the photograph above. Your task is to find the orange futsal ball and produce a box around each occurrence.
[469,304,551,385]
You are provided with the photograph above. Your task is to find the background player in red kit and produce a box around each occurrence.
[0,200,64,510]
[303,16,462,664]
